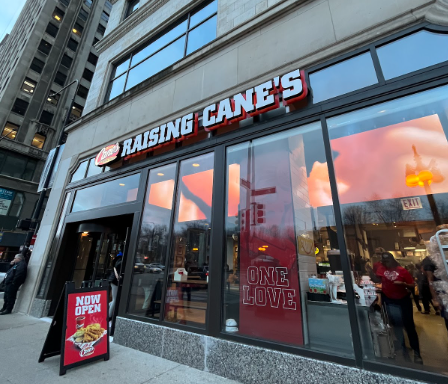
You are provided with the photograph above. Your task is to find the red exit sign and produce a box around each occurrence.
[401,197,423,210]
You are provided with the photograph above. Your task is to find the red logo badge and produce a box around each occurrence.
[95,143,120,166]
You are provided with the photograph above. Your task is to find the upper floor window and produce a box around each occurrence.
[83,68,94,82]
[67,38,79,52]
[105,1,113,12]
[101,11,110,22]
[88,52,98,66]
[61,54,73,69]
[53,7,65,22]
[97,24,106,36]
[70,103,84,121]
[54,71,67,86]
[45,22,59,38]
[60,0,70,6]
[11,98,29,116]
[38,39,52,55]
[125,0,140,20]
[84,0,92,8]
[31,132,46,148]
[72,22,83,37]
[39,111,54,126]
[0,149,37,181]
[107,0,217,101]
[1,122,19,140]
[21,77,37,94]
[47,90,60,106]
[30,57,45,74]
[78,8,89,22]
[77,85,89,99]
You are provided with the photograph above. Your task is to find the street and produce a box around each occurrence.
[0,312,240,384]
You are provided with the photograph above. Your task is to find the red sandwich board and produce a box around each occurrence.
[38,281,110,375]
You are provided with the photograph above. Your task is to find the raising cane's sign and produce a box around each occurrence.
[95,69,308,166]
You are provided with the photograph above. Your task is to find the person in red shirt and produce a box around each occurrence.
[367,252,422,364]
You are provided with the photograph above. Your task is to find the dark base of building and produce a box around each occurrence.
[113,317,421,384]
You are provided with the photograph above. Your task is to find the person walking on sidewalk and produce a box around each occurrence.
[0,254,28,315]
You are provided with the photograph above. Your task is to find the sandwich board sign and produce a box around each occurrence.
[38,280,110,375]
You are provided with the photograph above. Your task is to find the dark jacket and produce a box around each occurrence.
[108,258,123,286]
[4,261,27,287]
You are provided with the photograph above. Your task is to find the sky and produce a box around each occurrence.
[0,0,27,41]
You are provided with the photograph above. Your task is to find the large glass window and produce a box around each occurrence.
[127,164,177,319]
[327,85,448,374]
[71,160,88,182]
[0,149,37,181]
[71,173,140,212]
[1,122,18,140]
[106,1,217,101]
[223,123,353,356]
[378,30,448,80]
[164,153,214,327]
[310,53,378,104]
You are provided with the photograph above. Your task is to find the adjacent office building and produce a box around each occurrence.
[17,0,448,383]
[0,0,111,260]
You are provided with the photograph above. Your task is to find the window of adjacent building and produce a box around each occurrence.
[31,132,46,148]
[21,77,37,94]
[107,0,217,101]
[52,7,64,22]
[47,90,60,106]
[1,122,19,140]
[38,39,52,55]
[87,52,98,66]
[59,0,70,6]
[71,160,88,182]
[11,98,29,115]
[101,11,109,22]
[71,173,140,212]
[93,37,99,45]
[82,68,94,82]
[72,22,83,37]
[77,85,89,99]
[125,0,140,19]
[309,53,378,104]
[70,103,83,120]
[105,1,112,12]
[84,0,92,8]
[67,38,79,52]
[377,30,448,80]
[326,84,448,373]
[39,111,54,126]
[78,8,89,22]
[54,71,67,86]
[30,57,45,74]
[0,149,37,181]
[61,54,73,69]
[97,24,106,36]
[45,22,59,38]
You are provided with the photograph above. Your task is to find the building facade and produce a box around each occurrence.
[0,0,112,260]
[21,0,448,383]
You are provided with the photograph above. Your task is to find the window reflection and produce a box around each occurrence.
[310,53,378,104]
[327,84,448,374]
[224,123,353,356]
[378,30,448,80]
[186,15,217,55]
[127,164,176,318]
[164,153,214,327]
[71,173,140,212]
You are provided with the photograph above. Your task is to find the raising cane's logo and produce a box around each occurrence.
[95,143,120,166]
[80,346,95,357]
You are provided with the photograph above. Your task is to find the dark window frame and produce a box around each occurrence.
[11,98,29,116]
[0,148,37,181]
[107,0,218,101]
[67,38,79,52]
[61,54,73,69]
[87,52,98,66]
[30,57,45,74]
[45,22,59,38]
[54,71,67,86]
[39,110,54,126]
[77,85,89,99]
[37,39,52,55]
[124,0,140,20]
[82,68,94,82]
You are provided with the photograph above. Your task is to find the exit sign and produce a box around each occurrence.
[401,197,423,210]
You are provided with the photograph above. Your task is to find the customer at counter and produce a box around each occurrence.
[366,252,422,364]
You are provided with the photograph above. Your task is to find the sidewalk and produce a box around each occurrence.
[0,313,240,384]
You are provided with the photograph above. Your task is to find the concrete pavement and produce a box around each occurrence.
[0,313,241,384]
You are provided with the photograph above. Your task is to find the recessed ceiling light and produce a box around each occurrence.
[192,163,200,167]
[119,183,125,186]
[157,173,164,176]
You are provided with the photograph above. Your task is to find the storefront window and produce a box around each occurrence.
[127,164,177,319]
[164,153,214,327]
[71,173,140,212]
[223,123,354,356]
[327,85,448,374]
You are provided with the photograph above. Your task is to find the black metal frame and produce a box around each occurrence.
[51,22,448,383]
